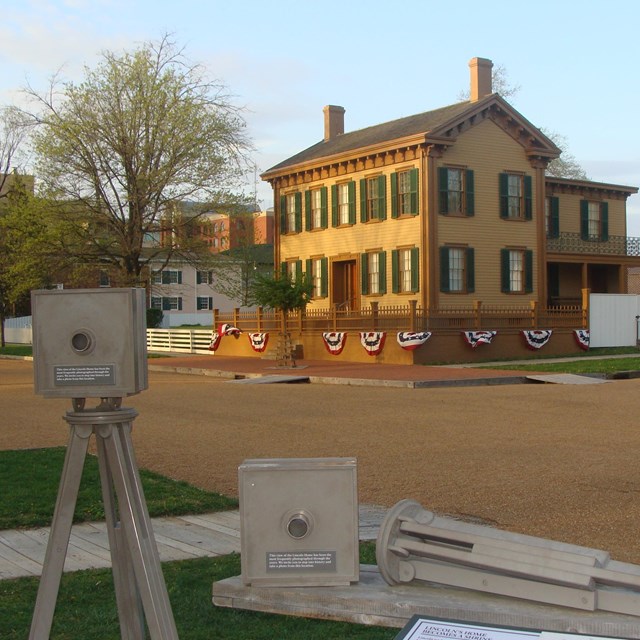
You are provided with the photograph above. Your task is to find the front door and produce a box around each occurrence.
[332,259,358,310]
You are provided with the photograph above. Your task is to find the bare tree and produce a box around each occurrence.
[21,35,252,286]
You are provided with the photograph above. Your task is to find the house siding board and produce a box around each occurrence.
[552,190,626,237]
[436,119,537,305]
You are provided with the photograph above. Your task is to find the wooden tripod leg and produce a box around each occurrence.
[96,432,145,640]
[100,420,179,640]
[29,424,92,640]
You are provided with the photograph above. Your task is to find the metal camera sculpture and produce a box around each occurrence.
[29,288,178,640]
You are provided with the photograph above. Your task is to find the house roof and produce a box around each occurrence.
[262,94,560,179]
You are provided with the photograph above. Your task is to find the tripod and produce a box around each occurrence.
[29,398,179,639]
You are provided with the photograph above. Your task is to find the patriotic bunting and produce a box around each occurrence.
[248,332,269,353]
[522,330,553,350]
[574,329,590,351]
[462,330,497,348]
[208,331,221,351]
[322,332,347,355]
[360,331,386,356]
[218,323,242,336]
[397,331,432,351]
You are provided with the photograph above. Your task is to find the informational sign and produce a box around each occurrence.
[54,364,116,386]
[266,550,336,572]
[395,617,621,640]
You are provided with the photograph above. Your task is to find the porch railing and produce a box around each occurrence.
[214,300,586,335]
[547,232,640,257]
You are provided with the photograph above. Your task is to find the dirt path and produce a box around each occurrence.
[2,359,640,564]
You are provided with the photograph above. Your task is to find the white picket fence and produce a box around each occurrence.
[146,328,214,355]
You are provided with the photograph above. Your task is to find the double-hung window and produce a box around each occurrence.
[305,187,328,230]
[331,181,356,226]
[438,167,474,216]
[360,176,386,222]
[545,196,560,239]
[305,257,328,298]
[501,248,533,294]
[391,168,419,217]
[153,269,182,285]
[279,192,302,234]
[439,246,475,293]
[282,259,303,282]
[391,247,419,294]
[197,296,213,310]
[196,270,213,285]
[499,173,532,220]
[361,251,387,295]
[580,200,609,241]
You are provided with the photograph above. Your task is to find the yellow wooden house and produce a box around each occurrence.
[261,58,638,319]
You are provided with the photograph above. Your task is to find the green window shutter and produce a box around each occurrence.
[321,187,328,228]
[410,168,419,216]
[525,250,534,293]
[331,185,338,227]
[410,247,419,293]
[378,175,386,220]
[177,271,182,284]
[499,173,509,219]
[178,298,183,311]
[280,262,287,277]
[295,259,303,278]
[361,253,369,294]
[279,194,287,233]
[196,271,202,284]
[550,197,560,238]
[466,247,475,293]
[305,259,312,280]
[390,172,398,218]
[379,251,387,293]
[208,297,213,309]
[320,257,328,297]
[438,167,449,214]
[391,249,399,293]
[524,175,533,220]
[162,298,170,311]
[500,249,510,293]
[348,181,356,224]
[305,190,313,229]
[465,169,475,216]
[439,246,450,292]
[294,192,302,232]
[359,179,367,223]
[601,202,609,241]
[580,200,589,240]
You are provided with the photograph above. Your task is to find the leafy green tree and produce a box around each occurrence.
[22,35,252,286]
[252,271,313,366]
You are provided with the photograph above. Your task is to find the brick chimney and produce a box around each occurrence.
[469,57,493,102]
[323,105,345,141]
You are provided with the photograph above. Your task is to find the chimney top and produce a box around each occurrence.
[323,105,345,141]
[469,57,493,102]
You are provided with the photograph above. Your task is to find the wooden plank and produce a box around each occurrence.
[0,540,42,577]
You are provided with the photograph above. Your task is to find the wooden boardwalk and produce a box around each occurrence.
[0,506,385,580]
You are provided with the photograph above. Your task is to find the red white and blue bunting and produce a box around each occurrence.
[322,332,347,355]
[360,331,386,356]
[574,329,590,351]
[522,330,553,350]
[462,330,497,348]
[248,332,269,353]
[218,323,242,336]
[397,331,432,351]
[208,331,221,352]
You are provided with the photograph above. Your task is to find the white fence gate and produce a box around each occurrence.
[146,329,214,355]
[589,294,640,348]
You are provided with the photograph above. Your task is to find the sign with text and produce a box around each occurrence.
[395,617,621,640]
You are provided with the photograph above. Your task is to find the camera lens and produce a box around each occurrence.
[286,513,310,539]
[71,331,92,353]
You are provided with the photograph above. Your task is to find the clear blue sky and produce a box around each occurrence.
[2,0,639,232]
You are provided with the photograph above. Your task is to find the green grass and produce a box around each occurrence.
[0,343,32,357]
[0,549,388,640]
[485,356,640,375]
[0,447,237,529]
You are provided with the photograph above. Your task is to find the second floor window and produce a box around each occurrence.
[197,270,213,285]
[439,168,474,216]
[280,192,301,234]
[360,176,386,222]
[580,200,609,241]
[152,269,182,285]
[331,181,356,226]
[305,187,328,230]
[391,168,419,217]
[545,196,560,239]
[499,173,532,220]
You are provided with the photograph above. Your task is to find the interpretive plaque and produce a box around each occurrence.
[54,365,116,386]
[395,616,621,640]
[266,550,336,572]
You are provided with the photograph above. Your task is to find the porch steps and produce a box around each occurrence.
[526,373,609,385]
